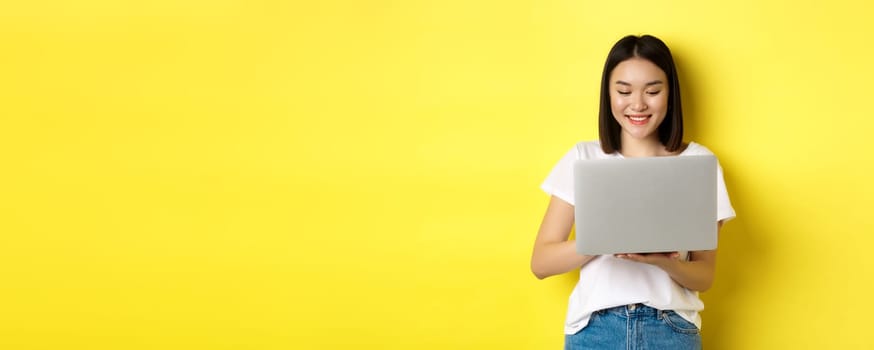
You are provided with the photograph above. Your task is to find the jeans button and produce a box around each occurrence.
[629,304,637,311]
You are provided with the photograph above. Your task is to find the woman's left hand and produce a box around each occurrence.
[614,252,681,268]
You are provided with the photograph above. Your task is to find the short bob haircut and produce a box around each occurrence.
[598,35,684,154]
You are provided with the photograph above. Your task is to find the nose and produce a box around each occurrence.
[630,93,647,112]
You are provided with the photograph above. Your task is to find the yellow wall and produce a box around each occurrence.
[2,1,873,349]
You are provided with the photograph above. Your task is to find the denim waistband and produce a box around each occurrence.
[600,303,664,318]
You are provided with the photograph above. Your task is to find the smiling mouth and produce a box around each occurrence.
[626,114,651,125]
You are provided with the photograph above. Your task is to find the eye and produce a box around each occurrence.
[616,91,631,95]
[646,90,662,96]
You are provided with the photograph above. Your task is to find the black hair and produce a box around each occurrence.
[598,35,683,154]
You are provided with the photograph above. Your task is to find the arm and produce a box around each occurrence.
[616,221,725,292]
[530,196,597,279]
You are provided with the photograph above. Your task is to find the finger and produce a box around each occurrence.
[621,254,645,262]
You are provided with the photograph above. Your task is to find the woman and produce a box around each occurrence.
[531,35,736,349]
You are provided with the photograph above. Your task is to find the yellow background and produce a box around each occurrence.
[2,1,873,349]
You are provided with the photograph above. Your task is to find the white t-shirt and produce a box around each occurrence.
[540,141,736,334]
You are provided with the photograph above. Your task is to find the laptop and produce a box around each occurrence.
[573,155,717,255]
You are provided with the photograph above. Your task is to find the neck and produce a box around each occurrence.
[619,135,667,157]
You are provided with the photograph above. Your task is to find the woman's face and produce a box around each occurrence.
[609,58,669,142]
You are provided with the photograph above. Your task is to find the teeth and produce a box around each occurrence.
[629,115,648,121]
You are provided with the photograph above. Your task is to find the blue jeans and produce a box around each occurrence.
[564,304,701,350]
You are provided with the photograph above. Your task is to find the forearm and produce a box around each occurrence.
[531,240,595,279]
[658,254,716,292]
[652,223,724,291]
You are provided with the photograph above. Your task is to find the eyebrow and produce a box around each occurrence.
[615,80,664,86]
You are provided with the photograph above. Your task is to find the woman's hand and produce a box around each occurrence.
[616,250,716,292]
[613,222,725,291]
[614,252,682,269]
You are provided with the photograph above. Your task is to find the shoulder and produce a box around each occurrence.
[681,142,716,157]
[573,140,612,160]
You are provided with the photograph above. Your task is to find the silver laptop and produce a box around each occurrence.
[573,155,717,255]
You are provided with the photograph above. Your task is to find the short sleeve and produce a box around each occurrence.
[683,143,736,223]
[715,162,737,223]
[540,145,579,205]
